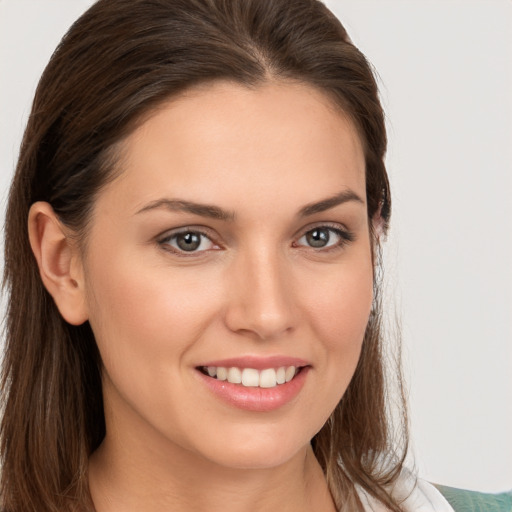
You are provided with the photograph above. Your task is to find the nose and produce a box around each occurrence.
[224,248,298,341]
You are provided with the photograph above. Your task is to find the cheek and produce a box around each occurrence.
[82,254,229,444]
[300,256,374,404]
[83,251,223,374]
[306,261,373,346]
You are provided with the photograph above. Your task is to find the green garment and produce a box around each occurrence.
[435,485,512,512]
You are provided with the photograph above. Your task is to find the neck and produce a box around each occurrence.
[89,433,336,512]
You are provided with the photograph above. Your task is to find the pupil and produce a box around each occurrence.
[307,228,329,248]
[177,232,201,251]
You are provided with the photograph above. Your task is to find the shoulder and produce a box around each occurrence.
[434,484,512,512]
[358,474,454,511]
[357,469,512,512]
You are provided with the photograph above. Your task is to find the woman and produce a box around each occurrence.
[1,1,510,511]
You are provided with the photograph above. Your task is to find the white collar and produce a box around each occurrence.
[357,471,455,512]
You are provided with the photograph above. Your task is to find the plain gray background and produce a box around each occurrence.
[1,0,511,492]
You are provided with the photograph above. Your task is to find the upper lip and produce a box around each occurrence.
[196,355,310,370]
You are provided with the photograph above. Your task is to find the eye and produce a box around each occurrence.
[159,229,218,254]
[295,226,354,250]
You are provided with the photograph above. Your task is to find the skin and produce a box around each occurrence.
[29,81,375,511]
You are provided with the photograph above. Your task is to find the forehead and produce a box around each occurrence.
[99,80,366,216]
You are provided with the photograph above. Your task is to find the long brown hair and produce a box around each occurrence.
[1,0,407,510]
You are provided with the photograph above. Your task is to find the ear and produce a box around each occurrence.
[370,203,386,266]
[371,202,386,241]
[28,201,89,325]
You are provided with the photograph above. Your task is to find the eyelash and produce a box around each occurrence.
[157,224,355,257]
[158,228,219,257]
[293,224,355,252]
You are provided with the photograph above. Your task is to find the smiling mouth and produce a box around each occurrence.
[198,365,304,388]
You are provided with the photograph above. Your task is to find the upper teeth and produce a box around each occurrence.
[204,366,298,388]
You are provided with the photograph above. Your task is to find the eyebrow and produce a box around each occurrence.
[135,189,364,221]
[135,199,235,221]
[298,190,364,217]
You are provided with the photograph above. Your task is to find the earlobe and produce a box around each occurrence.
[28,202,89,325]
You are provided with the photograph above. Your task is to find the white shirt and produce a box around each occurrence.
[358,472,455,512]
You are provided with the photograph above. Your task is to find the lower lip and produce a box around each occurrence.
[196,367,310,412]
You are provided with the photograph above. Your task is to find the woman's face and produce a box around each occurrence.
[81,81,374,470]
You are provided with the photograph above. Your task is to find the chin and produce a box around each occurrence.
[206,445,307,471]
[189,424,314,471]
